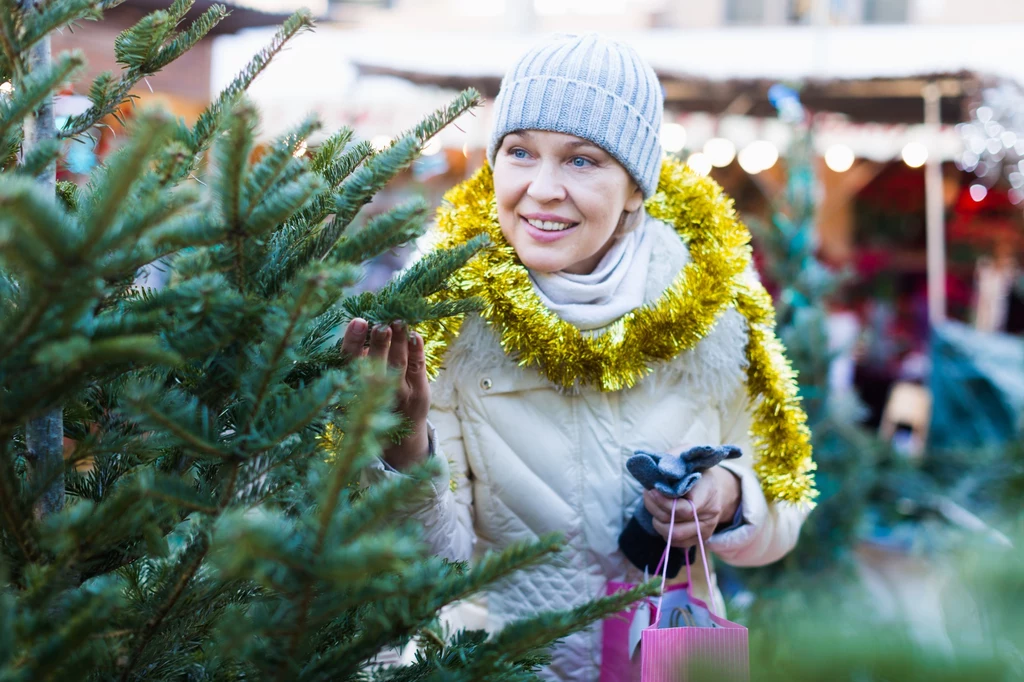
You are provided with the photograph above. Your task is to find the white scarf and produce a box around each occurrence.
[530,218,653,331]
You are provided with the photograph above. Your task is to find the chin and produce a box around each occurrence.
[515,249,570,274]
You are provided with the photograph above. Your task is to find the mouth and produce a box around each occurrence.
[520,215,579,243]
[523,216,579,232]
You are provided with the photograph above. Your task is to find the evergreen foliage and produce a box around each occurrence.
[736,111,1022,681]
[0,5,656,680]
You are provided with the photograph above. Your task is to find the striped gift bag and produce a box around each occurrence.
[602,498,747,682]
[640,498,748,682]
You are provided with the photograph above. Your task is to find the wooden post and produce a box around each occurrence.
[923,82,946,325]
[20,0,65,518]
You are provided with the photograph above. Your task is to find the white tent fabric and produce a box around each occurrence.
[213,24,1024,90]
[211,24,1024,148]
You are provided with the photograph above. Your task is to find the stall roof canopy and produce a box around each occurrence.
[349,24,1024,124]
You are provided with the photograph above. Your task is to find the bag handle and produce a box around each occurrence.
[655,498,717,618]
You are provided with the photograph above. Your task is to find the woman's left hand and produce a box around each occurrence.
[644,466,742,549]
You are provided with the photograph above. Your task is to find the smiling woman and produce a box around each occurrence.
[493,130,644,275]
[351,32,815,682]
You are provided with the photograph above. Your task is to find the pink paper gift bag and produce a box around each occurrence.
[601,499,749,682]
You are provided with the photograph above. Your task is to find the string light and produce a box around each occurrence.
[824,144,855,173]
[292,140,307,158]
[0,81,12,96]
[661,123,687,153]
[703,137,736,168]
[969,184,988,202]
[737,141,779,175]
[958,84,1024,188]
[902,142,928,168]
[686,152,712,176]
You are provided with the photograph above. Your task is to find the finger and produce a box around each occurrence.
[646,489,677,515]
[387,322,409,371]
[643,491,672,524]
[367,324,392,361]
[684,476,715,510]
[643,489,675,520]
[406,332,430,392]
[340,318,369,361]
[653,519,698,548]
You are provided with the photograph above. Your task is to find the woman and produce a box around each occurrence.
[347,33,816,681]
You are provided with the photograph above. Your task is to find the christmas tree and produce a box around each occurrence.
[0,3,651,679]
[732,96,1023,680]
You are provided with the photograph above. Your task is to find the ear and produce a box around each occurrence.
[624,183,644,213]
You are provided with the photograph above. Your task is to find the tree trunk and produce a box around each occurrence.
[20,0,64,519]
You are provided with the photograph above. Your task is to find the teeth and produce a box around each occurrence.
[526,218,575,231]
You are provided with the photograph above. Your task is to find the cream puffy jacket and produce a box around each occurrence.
[367,219,809,681]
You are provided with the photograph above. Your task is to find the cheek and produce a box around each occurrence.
[493,171,529,237]
[494,184,518,240]
[578,186,622,232]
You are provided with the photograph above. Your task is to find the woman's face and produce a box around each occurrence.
[493,130,644,275]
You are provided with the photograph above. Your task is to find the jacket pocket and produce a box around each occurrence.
[473,363,552,397]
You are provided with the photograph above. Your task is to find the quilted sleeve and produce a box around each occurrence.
[704,384,810,566]
[363,404,475,563]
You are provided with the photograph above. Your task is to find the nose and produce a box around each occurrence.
[526,161,567,203]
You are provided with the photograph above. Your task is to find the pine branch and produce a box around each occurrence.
[78,112,175,258]
[112,0,194,69]
[0,175,77,279]
[245,172,325,243]
[294,138,373,227]
[59,2,228,138]
[338,235,488,326]
[316,367,395,550]
[385,234,488,299]
[19,0,105,63]
[437,582,658,681]
[0,51,84,154]
[118,382,226,459]
[261,140,374,295]
[33,335,180,374]
[96,186,203,270]
[331,198,428,265]
[0,0,22,76]
[390,88,481,150]
[214,100,255,236]
[117,532,210,682]
[329,135,420,246]
[243,115,320,223]
[0,442,38,563]
[309,127,354,174]
[138,471,218,514]
[241,278,349,443]
[300,537,566,681]
[284,367,397,663]
[56,180,81,213]
[187,10,314,158]
[330,462,436,543]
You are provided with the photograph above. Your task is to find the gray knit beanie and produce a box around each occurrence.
[487,33,664,198]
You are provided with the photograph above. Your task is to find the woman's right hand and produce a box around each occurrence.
[340,318,431,471]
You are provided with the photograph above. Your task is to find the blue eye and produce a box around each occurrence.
[571,156,593,168]
[511,148,529,159]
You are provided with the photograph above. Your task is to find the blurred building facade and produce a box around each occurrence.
[322,0,1024,30]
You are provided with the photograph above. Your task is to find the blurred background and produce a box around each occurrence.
[46,0,1024,676]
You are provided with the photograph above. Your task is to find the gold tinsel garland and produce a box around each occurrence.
[418,160,816,505]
